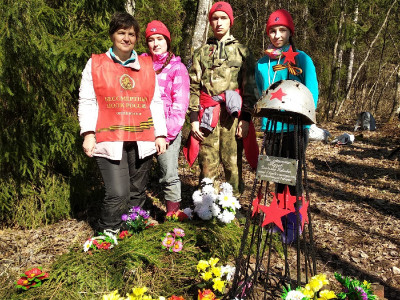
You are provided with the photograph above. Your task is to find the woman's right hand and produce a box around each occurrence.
[82,132,96,157]
[191,121,204,142]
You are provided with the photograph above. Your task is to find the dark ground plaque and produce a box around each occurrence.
[256,155,298,186]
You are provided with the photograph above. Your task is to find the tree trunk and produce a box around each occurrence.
[346,3,358,91]
[192,0,213,52]
[325,8,345,120]
[125,0,135,15]
[336,0,397,116]
[389,66,400,121]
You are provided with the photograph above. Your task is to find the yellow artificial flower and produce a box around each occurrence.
[208,258,219,268]
[102,290,124,300]
[212,277,225,293]
[363,280,371,289]
[313,274,329,285]
[211,266,221,278]
[202,271,213,281]
[318,290,337,300]
[309,278,324,293]
[197,260,210,272]
[301,285,314,298]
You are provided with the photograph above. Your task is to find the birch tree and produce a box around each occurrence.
[192,0,212,52]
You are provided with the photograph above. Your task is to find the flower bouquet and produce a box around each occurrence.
[196,257,235,295]
[83,231,118,252]
[334,273,377,300]
[281,274,336,299]
[161,228,185,252]
[192,178,241,224]
[122,206,151,233]
[103,286,167,300]
[14,267,49,290]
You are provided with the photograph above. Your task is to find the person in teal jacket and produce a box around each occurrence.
[255,9,318,193]
[255,9,318,133]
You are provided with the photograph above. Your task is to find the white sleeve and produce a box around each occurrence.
[78,58,98,135]
[150,78,167,137]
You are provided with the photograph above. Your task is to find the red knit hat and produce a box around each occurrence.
[208,2,234,26]
[266,9,295,35]
[145,20,171,42]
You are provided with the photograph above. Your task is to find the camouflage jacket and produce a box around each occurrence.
[188,34,257,119]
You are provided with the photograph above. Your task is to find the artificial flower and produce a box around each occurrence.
[171,240,183,252]
[119,230,131,239]
[192,190,203,205]
[220,182,233,195]
[201,177,214,185]
[197,260,209,272]
[16,277,30,287]
[202,271,213,281]
[318,289,337,300]
[83,239,93,252]
[217,210,235,224]
[197,208,213,220]
[198,289,217,300]
[25,267,43,279]
[173,228,185,237]
[210,203,222,217]
[202,184,216,195]
[285,290,306,300]
[168,296,185,300]
[211,266,221,278]
[212,277,225,293]
[220,265,235,281]
[102,290,124,300]
[131,287,148,296]
[208,257,219,267]
[300,285,314,298]
[183,208,193,219]
[162,235,175,248]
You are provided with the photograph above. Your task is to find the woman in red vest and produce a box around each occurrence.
[78,12,167,235]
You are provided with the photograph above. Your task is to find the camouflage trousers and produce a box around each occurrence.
[199,107,243,197]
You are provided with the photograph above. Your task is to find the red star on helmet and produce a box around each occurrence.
[270,88,287,101]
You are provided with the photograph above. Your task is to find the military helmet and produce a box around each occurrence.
[254,80,316,125]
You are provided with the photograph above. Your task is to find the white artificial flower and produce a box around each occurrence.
[285,290,306,300]
[202,193,216,206]
[229,197,241,210]
[197,207,213,220]
[217,210,235,224]
[221,265,236,281]
[83,239,93,252]
[202,184,216,195]
[183,207,193,219]
[201,177,214,185]
[192,190,203,204]
[210,203,222,217]
[218,193,235,209]
[220,182,233,195]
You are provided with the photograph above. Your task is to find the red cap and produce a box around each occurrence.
[266,9,295,35]
[145,20,171,42]
[208,1,234,26]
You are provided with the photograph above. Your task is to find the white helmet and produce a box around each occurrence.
[254,80,316,125]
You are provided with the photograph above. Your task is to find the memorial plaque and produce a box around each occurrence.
[256,155,298,185]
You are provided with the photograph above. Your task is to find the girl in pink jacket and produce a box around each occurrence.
[142,20,190,214]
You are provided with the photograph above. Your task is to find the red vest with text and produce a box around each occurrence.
[91,54,156,142]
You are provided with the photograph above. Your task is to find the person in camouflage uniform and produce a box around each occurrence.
[187,1,257,196]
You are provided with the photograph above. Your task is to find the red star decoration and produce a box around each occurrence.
[299,197,310,230]
[282,45,299,65]
[251,190,264,217]
[273,185,303,212]
[270,88,287,102]
[258,195,291,231]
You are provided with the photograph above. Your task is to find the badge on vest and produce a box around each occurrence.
[120,74,135,90]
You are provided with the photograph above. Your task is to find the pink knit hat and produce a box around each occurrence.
[145,20,171,41]
[266,9,295,35]
[208,2,234,26]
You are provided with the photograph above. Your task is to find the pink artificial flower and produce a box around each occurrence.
[171,240,183,252]
[37,272,49,280]
[173,228,185,237]
[162,235,175,248]
[17,277,30,286]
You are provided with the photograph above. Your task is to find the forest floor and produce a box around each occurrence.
[0,120,399,299]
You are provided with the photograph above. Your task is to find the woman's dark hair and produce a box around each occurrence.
[289,36,297,52]
[109,12,140,39]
